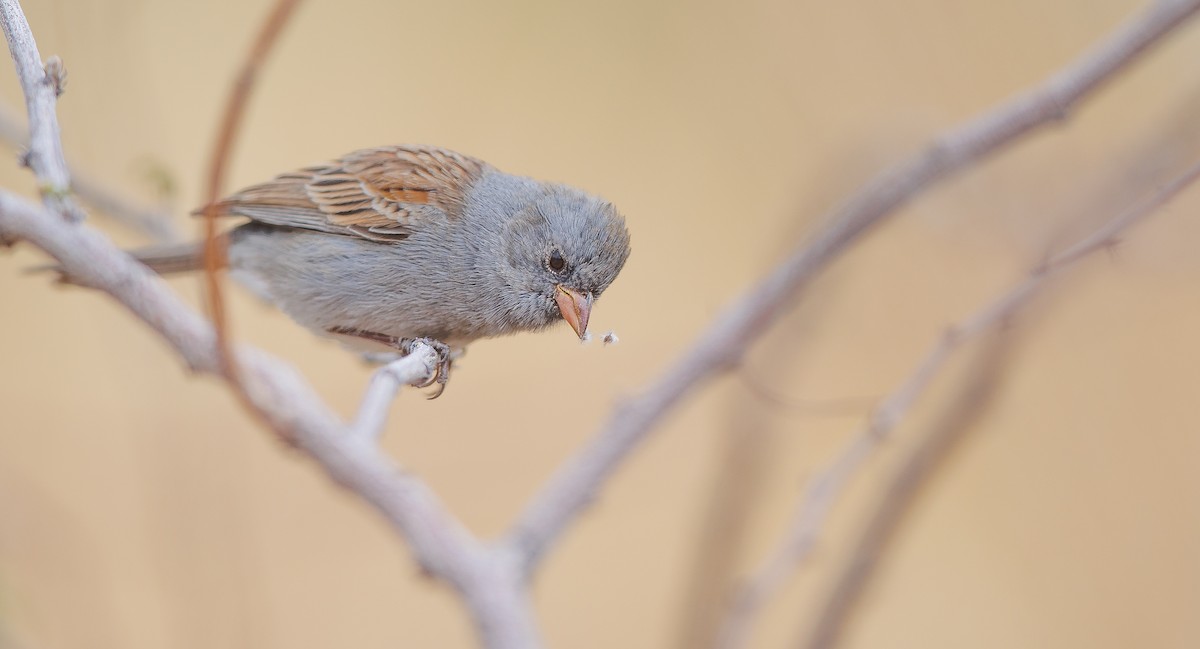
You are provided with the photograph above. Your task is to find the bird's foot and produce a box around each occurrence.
[327,327,455,398]
[402,337,453,399]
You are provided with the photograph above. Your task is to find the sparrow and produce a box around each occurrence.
[133,145,631,396]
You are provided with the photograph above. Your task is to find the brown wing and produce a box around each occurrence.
[201,145,491,242]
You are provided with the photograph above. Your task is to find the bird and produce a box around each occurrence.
[132,144,631,396]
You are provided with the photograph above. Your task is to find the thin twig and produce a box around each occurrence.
[504,0,1200,576]
[0,103,179,241]
[715,158,1200,649]
[70,173,179,241]
[200,0,301,427]
[351,347,439,441]
[798,340,1010,649]
[674,329,808,649]
[738,371,876,418]
[0,0,78,220]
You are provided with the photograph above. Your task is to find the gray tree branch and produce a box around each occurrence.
[351,350,439,441]
[0,0,76,220]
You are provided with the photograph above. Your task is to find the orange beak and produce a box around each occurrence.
[554,285,593,339]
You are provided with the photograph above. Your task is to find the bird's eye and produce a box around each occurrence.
[548,251,568,274]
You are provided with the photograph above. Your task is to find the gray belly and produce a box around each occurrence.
[228,226,492,347]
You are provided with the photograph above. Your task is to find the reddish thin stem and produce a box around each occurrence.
[200,0,302,428]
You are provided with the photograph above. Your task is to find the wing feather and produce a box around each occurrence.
[200,145,491,242]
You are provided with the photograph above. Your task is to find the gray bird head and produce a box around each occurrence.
[500,184,631,338]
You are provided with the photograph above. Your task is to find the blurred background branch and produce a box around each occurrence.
[716,157,1200,649]
[0,102,179,241]
[799,336,1012,649]
[502,0,1200,576]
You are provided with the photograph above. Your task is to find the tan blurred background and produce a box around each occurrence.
[2,0,1199,647]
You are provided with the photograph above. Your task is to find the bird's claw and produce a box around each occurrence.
[403,337,453,399]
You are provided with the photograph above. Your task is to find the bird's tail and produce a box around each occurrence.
[28,239,228,284]
[125,241,210,274]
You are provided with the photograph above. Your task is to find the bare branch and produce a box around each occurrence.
[798,340,1010,649]
[0,0,78,220]
[715,158,1200,649]
[351,347,439,441]
[505,0,1200,574]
